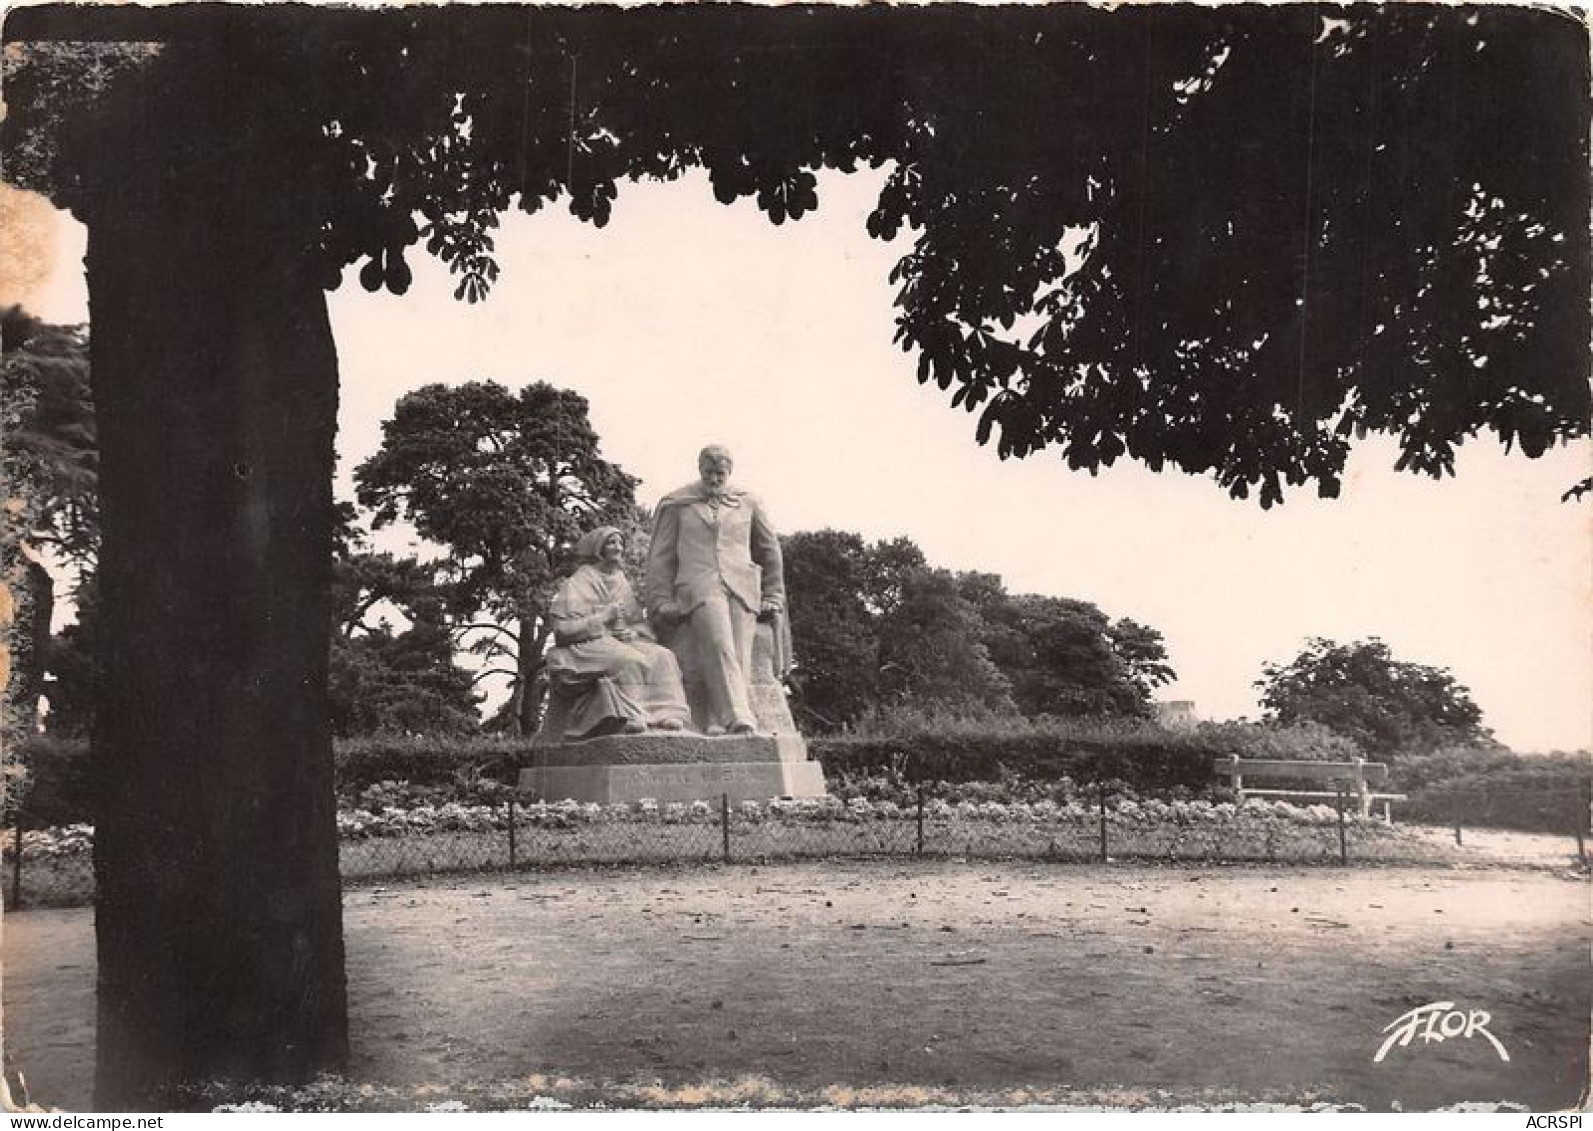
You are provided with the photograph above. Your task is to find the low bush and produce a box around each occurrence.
[4,735,94,827]
[1391,745,1561,791]
[1192,720,1365,763]
[335,734,534,796]
[19,729,1586,838]
[3,734,535,825]
[1401,755,1591,834]
[813,718,1228,795]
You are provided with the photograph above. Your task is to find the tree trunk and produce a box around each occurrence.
[80,47,347,1108]
[515,616,549,737]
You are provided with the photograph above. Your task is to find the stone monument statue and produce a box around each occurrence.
[523,447,824,804]
[540,525,691,740]
[644,443,794,736]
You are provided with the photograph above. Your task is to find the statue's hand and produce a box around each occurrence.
[758,599,783,623]
[653,600,685,625]
[611,627,637,642]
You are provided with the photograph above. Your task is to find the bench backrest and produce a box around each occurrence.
[1211,758,1390,785]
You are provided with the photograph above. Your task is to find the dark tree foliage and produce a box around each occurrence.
[1108,618,1179,702]
[784,531,1172,728]
[37,578,97,740]
[1,306,96,735]
[1,306,98,566]
[8,5,1585,504]
[9,5,1580,500]
[2,2,1586,1106]
[354,380,637,734]
[783,530,942,729]
[856,536,931,617]
[878,568,1016,714]
[1255,637,1491,759]
[328,548,481,738]
[780,530,882,731]
[957,575,1174,718]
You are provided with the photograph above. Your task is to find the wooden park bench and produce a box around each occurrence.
[1213,756,1408,822]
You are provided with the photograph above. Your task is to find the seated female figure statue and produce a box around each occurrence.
[543,525,691,740]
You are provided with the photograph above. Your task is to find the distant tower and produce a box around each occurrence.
[1154,700,1198,729]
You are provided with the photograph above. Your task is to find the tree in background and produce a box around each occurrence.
[877,568,1016,716]
[957,576,1175,718]
[355,381,637,735]
[858,537,930,616]
[1,306,96,735]
[1107,618,1178,705]
[1255,637,1491,759]
[779,531,882,731]
[995,595,1166,718]
[784,531,938,730]
[327,526,480,737]
[0,308,97,562]
[784,529,1172,729]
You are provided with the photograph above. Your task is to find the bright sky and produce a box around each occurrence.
[16,166,1593,752]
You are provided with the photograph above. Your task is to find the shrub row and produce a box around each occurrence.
[811,727,1229,794]
[12,731,1588,836]
[17,727,1239,822]
[1402,765,1592,835]
[335,735,530,793]
[4,735,539,826]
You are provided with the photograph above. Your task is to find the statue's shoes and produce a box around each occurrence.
[622,719,647,734]
[705,725,727,737]
[652,718,685,731]
[729,722,757,736]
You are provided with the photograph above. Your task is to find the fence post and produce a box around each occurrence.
[9,818,22,910]
[1453,795,1463,847]
[1097,779,1109,863]
[1335,788,1348,866]
[916,784,925,856]
[721,792,731,864]
[507,792,517,870]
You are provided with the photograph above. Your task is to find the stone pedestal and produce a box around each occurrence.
[526,619,827,804]
[519,733,827,804]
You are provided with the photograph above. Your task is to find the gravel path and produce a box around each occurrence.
[5,859,1588,1111]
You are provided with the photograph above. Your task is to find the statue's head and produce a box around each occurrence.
[697,444,734,492]
[574,525,624,565]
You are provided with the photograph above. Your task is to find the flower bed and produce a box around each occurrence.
[5,768,1574,910]
[4,788,1412,863]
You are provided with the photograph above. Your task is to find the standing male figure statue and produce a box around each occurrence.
[646,444,789,736]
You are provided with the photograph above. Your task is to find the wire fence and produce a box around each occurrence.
[1406,785,1592,853]
[5,783,1588,910]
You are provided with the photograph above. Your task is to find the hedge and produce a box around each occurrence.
[811,725,1229,794]
[3,735,94,827]
[1402,764,1592,835]
[335,735,532,793]
[18,729,1584,834]
[4,735,539,826]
